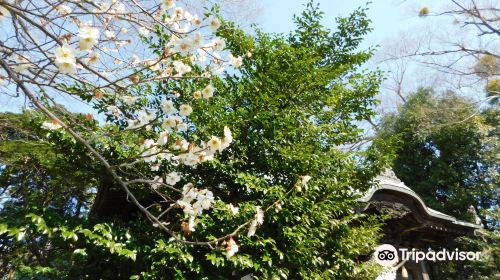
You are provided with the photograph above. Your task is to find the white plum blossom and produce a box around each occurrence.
[188,216,196,231]
[173,139,189,151]
[78,26,100,51]
[191,32,204,48]
[173,7,184,20]
[162,115,181,131]
[151,163,160,172]
[138,27,150,37]
[300,175,312,184]
[229,54,243,68]
[196,49,208,63]
[141,139,156,150]
[191,15,203,27]
[54,43,77,74]
[127,119,140,129]
[194,189,214,210]
[86,53,100,65]
[173,38,193,56]
[107,105,122,117]
[176,122,188,132]
[0,0,259,260]
[142,146,159,163]
[127,110,155,129]
[162,67,173,78]
[195,147,215,163]
[162,0,175,10]
[13,55,31,73]
[202,84,214,99]
[55,4,72,15]
[3,0,251,251]
[175,120,187,132]
[112,3,126,14]
[255,206,264,225]
[157,131,169,146]
[172,60,192,75]
[182,216,196,233]
[228,203,239,215]
[248,219,258,237]
[159,152,174,162]
[178,152,199,166]
[193,90,202,100]
[94,2,110,13]
[212,64,226,75]
[181,183,195,198]
[173,22,191,33]
[177,199,194,215]
[161,99,178,115]
[42,120,62,130]
[121,95,139,105]
[207,136,222,151]
[212,38,226,51]
[176,184,215,217]
[209,17,221,31]
[225,237,238,257]
[247,207,263,237]
[184,11,193,22]
[275,201,283,212]
[151,176,163,189]
[138,110,156,124]
[105,30,115,39]
[144,59,161,72]
[165,172,181,185]
[221,126,233,150]
[131,54,140,65]
[179,104,193,116]
[162,117,177,130]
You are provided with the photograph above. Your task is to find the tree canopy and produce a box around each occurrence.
[378,89,498,228]
[376,88,499,279]
[0,2,392,279]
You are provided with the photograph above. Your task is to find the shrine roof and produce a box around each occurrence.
[359,169,481,230]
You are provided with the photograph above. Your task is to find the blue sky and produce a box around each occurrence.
[259,0,420,48]
[0,0,445,112]
[255,0,460,112]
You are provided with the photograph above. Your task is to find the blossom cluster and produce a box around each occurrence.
[45,0,243,81]
[177,183,215,217]
[174,183,215,234]
[247,206,264,237]
[139,125,232,167]
[2,0,245,90]
[0,0,253,257]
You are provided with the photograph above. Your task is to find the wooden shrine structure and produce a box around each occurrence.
[359,169,482,280]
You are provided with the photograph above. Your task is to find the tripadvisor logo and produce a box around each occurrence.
[373,244,481,267]
[374,244,399,267]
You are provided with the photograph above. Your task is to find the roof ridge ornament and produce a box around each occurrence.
[378,168,404,184]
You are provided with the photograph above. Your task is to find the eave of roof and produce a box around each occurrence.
[359,176,482,230]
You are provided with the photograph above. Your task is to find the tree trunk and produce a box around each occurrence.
[89,171,137,221]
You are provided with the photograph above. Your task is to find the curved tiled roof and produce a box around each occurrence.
[359,169,482,230]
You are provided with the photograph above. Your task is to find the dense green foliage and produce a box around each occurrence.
[180,3,390,279]
[0,3,392,279]
[378,89,498,227]
[377,89,499,279]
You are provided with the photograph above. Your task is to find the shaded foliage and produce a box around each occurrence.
[377,89,499,279]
